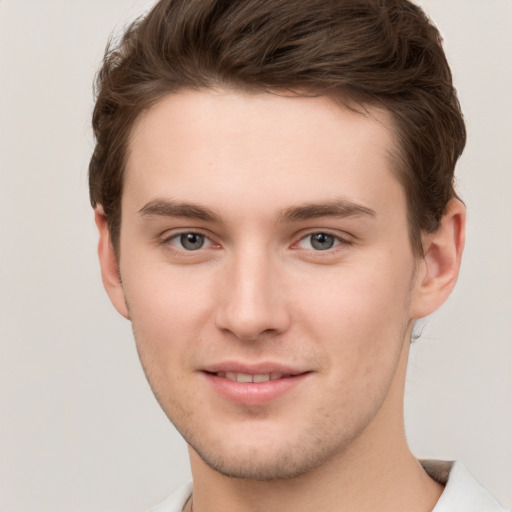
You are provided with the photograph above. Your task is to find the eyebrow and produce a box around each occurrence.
[138,199,221,222]
[276,199,376,223]
[138,198,376,224]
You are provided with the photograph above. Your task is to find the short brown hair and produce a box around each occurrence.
[89,0,466,256]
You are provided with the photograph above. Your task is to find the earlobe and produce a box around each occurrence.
[94,207,130,319]
[411,198,466,319]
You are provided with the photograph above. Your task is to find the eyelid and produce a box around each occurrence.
[292,230,353,251]
[160,229,219,250]
[158,228,352,253]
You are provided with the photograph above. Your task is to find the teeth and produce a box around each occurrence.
[220,372,284,383]
[253,374,271,383]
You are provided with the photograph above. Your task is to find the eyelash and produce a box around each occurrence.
[160,230,351,254]
[293,232,350,252]
[161,231,217,252]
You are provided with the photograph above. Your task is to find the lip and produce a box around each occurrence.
[200,362,312,406]
[202,361,307,376]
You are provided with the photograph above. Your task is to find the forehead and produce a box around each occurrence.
[124,88,403,221]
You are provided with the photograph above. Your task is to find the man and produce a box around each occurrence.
[89,1,508,511]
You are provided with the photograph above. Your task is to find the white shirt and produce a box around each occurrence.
[422,460,508,512]
[149,460,509,512]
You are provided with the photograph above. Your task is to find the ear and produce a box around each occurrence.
[410,198,466,319]
[94,207,130,319]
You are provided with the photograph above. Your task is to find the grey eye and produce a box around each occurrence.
[310,233,335,250]
[180,233,205,250]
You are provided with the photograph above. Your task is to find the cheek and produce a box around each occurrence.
[121,260,216,365]
[290,254,414,362]
[290,260,414,419]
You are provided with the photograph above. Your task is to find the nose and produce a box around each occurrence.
[215,247,291,341]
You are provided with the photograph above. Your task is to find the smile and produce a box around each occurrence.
[202,366,311,406]
[214,372,292,383]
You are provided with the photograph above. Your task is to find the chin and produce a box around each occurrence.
[186,427,350,481]
[194,446,325,481]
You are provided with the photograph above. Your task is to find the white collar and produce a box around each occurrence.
[149,461,508,512]
[421,460,508,511]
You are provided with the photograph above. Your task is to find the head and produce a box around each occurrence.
[90,0,466,481]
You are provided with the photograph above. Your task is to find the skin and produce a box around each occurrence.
[96,88,465,512]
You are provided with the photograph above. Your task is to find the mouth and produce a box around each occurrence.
[201,365,311,406]
[207,371,297,383]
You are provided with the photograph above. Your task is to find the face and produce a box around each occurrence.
[111,89,424,479]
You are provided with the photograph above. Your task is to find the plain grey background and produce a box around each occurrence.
[0,1,511,511]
